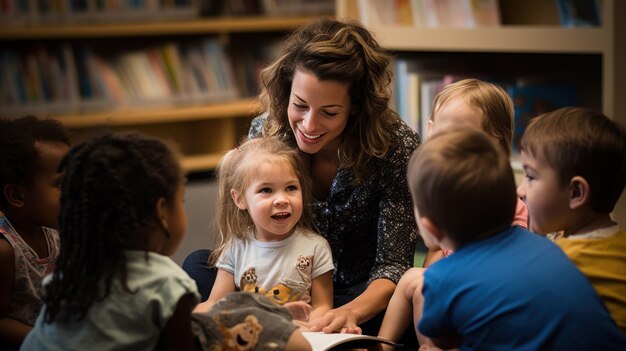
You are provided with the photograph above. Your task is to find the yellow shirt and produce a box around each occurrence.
[556,226,626,333]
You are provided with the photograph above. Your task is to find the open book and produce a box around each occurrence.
[302,332,398,350]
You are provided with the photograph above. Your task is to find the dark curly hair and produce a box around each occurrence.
[0,115,70,210]
[258,18,401,182]
[43,132,183,323]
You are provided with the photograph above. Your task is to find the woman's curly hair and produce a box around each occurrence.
[258,18,402,182]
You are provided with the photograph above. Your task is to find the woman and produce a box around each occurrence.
[247,18,420,334]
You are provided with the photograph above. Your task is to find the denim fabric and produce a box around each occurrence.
[182,249,216,302]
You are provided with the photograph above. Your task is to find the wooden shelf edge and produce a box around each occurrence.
[181,152,226,173]
[372,26,609,54]
[0,15,330,39]
[54,98,261,128]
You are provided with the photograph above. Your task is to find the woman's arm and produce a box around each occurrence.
[307,278,395,334]
[193,269,235,313]
[370,129,421,287]
[309,270,333,321]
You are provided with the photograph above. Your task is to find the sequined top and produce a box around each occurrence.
[249,116,420,288]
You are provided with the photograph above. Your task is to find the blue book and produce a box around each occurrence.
[507,82,578,153]
[556,0,601,27]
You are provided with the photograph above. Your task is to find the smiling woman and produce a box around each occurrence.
[185,18,421,344]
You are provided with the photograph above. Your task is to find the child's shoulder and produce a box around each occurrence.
[0,216,19,245]
[446,227,562,268]
[296,227,329,245]
[556,225,626,251]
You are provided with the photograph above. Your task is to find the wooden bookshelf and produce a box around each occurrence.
[359,26,608,53]
[337,0,625,223]
[0,16,328,39]
[181,152,227,173]
[55,98,261,128]
[2,15,321,174]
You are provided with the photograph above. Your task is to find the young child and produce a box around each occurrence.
[0,116,70,348]
[407,127,626,349]
[517,107,626,333]
[20,132,200,350]
[378,79,528,347]
[424,78,528,264]
[194,136,335,325]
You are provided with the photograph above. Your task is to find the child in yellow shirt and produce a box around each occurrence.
[517,107,626,333]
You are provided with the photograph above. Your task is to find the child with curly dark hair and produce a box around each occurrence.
[0,116,70,348]
[21,132,200,350]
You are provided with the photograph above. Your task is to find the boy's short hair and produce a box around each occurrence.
[0,116,70,209]
[520,107,626,213]
[408,127,516,245]
[431,78,514,155]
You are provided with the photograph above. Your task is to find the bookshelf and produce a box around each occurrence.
[337,0,625,223]
[0,15,325,172]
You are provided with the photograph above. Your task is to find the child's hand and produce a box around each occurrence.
[283,301,312,321]
[292,319,313,330]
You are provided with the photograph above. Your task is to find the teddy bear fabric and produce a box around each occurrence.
[192,292,298,351]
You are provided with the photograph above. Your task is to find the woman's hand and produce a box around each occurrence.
[306,308,363,334]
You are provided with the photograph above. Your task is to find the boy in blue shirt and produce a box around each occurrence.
[406,127,626,350]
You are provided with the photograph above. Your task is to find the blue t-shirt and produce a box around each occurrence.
[419,226,626,350]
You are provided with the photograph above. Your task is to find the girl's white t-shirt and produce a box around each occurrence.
[217,227,334,304]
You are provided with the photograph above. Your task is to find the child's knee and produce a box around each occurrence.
[401,267,425,300]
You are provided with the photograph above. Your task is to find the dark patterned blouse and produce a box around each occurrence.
[249,116,420,288]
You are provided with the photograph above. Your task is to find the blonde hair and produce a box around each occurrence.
[431,78,514,155]
[408,127,516,245]
[258,17,402,183]
[209,136,316,265]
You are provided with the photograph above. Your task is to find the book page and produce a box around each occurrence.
[302,332,396,351]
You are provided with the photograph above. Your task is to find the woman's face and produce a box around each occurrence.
[287,69,351,155]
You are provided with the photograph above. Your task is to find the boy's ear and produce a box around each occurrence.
[569,176,590,210]
[420,216,446,242]
[230,189,247,210]
[3,184,26,208]
[155,197,169,229]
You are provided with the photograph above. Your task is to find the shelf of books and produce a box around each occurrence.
[338,0,625,222]
[0,16,329,39]
[1,0,332,172]
[338,0,622,139]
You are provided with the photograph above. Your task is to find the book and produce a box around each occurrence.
[432,0,475,28]
[358,0,395,27]
[556,0,601,27]
[302,332,397,351]
[470,0,500,26]
[507,81,578,153]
